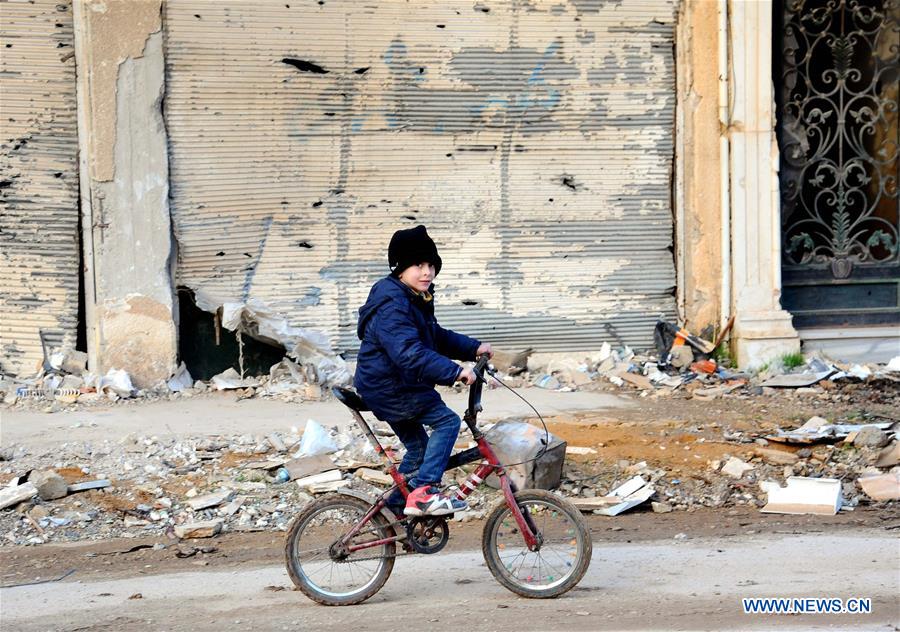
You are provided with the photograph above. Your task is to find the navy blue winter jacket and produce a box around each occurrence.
[354,275,481,423]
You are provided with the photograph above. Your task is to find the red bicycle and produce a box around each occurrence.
[284,355,592,605]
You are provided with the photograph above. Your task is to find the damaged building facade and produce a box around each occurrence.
[2,0,897,387]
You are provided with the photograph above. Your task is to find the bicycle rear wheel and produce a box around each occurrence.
[482,489,591,598]
[284,494,396,605]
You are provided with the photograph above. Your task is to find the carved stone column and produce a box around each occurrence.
[727,0,799,367]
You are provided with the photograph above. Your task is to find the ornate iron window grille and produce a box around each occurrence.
[777,0,899,280]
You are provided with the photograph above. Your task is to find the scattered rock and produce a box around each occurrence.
[29,470,68,501]
[853,426,889,449]
[174,519,223,539]
[721,457,754,479]
[186,489,234,511]
[754,448,799,466]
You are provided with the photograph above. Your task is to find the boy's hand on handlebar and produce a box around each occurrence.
[457,367,477,385]
[476,342,493,358]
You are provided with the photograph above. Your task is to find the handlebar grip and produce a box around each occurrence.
[473,353,491,375]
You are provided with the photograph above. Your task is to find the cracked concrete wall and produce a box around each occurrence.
[75,0,176,387]
[676,0,723,335]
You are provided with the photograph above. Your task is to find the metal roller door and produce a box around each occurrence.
[164,0,677,354]
[0,0,80,376]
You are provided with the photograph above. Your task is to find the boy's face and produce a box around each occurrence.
[398,262,435,293]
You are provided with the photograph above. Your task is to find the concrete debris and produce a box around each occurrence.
[186,489,234,511]
[284,454,335,481]
[651,501,673,513]
[760,477,843,515]
[1,339,898,548]
[174,519,223,539]
[566,446,598,455]
[55,350,88,375]
[616,372,654,391]
[295,470,343,489]
[29,470,69,501]
[220,300,350,387]
[354,468,393,486]
[857,473,900,501]
[267,433,287,453]
[760,371,834,388]
[852,426,889,449]
[754,448,799,466]
[0,482,37,510]
[669,345,694,369]
[721,457,754,479]
[490,348,533,376]
[874,442,900,468]
[768,420,894,445]
[219,496,246,517]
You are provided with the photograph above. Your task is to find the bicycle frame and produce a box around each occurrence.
[337,356,541,554]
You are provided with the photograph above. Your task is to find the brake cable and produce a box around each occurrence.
[469,366,552,470]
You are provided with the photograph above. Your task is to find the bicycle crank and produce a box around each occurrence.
[405,516,450,554]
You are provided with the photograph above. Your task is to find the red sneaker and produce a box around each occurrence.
[404,485,468,517]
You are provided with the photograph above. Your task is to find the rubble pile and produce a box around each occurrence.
[0,354,345,413]
[0,420,502,547]
[556,414,899,517]
[501,343,900,406]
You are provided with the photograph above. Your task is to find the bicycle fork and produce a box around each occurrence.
[454,436,542,551]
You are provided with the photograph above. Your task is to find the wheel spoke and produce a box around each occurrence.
[487,496,588,593]
[286,498,395,603]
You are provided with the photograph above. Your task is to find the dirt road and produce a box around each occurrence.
[2,513,897,631]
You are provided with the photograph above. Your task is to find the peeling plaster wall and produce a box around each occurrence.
[164,0,678,353]
[0,0,80,377]
[75,0,176,387]
[676,0,723,333]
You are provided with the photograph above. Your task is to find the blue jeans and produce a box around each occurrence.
[385,402,460,505]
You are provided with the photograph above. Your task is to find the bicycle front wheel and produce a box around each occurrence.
[482,489,592,598]
[284,494,396,605]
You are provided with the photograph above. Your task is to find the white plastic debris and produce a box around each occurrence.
[885,356,900,373]
[760,477,842,515]
[218,300,350,386]
[266,358,306,394]
[847,364,872,380]
[484,420,565,490]
[167,362,194,392]
[597,476,655,516]
[97,369,135,398]
[294,420,339,457]
[211,368,260,391]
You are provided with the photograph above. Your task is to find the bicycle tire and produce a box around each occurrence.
[284,494,396,606]
[482,489,592,598]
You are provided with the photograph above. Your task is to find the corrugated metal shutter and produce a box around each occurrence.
[0,0,80,376]
[164,0,676,354]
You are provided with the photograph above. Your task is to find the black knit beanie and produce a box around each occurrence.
[388,225,442,277]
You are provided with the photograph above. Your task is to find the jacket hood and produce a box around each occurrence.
[356,275,436,340]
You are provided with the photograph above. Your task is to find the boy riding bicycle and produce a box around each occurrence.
[354,225,492,518]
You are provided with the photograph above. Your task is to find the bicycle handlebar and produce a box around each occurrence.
[466,353,492,424]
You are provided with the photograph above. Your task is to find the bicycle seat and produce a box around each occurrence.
[332,386,369,412]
